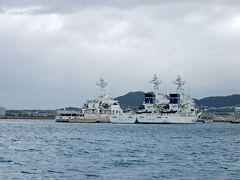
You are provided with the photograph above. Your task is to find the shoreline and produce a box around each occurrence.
[0,117,55,120]
[197,119,235,122]
[0,117,238,123]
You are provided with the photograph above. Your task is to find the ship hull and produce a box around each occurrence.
[110,114,137,124]
[136,114,197,124]
[110,113,199,124]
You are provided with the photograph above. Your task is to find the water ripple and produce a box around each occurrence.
[0,119,239,179]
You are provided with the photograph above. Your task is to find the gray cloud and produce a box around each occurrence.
[0,1,240,109]
[0,0,240,14]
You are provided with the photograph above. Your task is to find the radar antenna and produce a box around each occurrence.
[150,74,168,104]
[96,76,108,98]
[174,75,186,92]
[150,74,162,92]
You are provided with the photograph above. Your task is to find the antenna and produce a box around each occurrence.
[150,74,162,93]
[96,76,108,98]
[174,75,186,92]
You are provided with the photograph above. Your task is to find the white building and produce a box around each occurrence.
[0,106,6,117]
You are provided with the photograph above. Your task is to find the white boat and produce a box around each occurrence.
[110,75,201,124]
[56,77,123,123]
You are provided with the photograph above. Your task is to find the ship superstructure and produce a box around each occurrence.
[110,75,201,124]
[56,77,123,123]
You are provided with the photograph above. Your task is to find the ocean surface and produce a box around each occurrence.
[0,119,239,179]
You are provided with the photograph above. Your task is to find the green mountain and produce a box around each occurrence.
[115,91,145,110]
[195,94,240,108]
[115,91,240,109]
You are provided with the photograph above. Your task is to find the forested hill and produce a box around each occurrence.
[115,92,240,109]
[194,94,240,108]
[115,91,145,109]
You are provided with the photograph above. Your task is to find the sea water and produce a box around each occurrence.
[0,119,239,179]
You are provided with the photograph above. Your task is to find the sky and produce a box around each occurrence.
[0,0,240,109]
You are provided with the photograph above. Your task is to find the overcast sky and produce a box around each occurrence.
[0,0,240,109]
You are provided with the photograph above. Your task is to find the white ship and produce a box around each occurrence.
[110,75,201,124]
[56,77,123,123]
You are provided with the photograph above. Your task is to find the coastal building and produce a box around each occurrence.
[0,106,6,117]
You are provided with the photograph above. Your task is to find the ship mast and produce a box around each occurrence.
[174,75,185,94]
[96,76,108,99]
[150,74,162,100]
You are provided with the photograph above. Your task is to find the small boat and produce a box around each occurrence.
[231,119,240,123]
[203,119,213,123]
